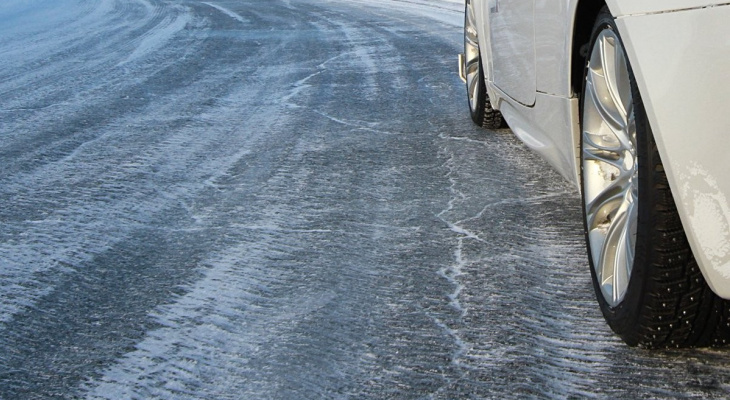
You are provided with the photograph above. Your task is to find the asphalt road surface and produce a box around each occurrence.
[2,0,730,398]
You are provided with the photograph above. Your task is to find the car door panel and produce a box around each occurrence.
[488,0,536,106]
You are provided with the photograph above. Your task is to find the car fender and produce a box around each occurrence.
[609,3,730,297]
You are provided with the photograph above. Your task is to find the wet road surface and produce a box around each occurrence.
[2,0,730,398]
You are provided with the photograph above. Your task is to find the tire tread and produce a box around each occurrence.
[628,147,730,348]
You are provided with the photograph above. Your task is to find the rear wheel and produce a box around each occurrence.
[580,8,730,348]
[464,0,502,129]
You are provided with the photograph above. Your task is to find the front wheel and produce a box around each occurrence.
[463,0,502,129]
[580,8,730,348]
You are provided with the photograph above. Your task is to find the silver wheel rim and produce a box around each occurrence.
[582,29,638,307]
[464,0,480,112]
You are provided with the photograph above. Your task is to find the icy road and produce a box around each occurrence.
[2,0,730,398]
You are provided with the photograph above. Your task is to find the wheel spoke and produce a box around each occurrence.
[603,35,632,120]
[584,177,624,231]
[597,210,622,302]
[596,192,634,305]
[583,126,621,153]
[583,146,626,172]
[586,69,625,132]
[465,56,479,77]
[623,196,638,271]
[465,33,478,49]
[612,203,631,302]
[599,35,627,120]
[467,74,479,108]
[584,164,631,229]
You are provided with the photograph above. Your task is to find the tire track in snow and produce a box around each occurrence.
[0,1,207,327]
[78,1,462,397]
[116,10,192,66]
[201,2,249,24]
[1,0,337,396]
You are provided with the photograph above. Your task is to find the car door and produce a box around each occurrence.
[488,0,536,106]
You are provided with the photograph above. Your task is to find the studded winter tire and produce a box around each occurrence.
[580,8,730,348]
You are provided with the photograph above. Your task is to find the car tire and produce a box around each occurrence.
[580,7,730,348]
[464,0,503,130]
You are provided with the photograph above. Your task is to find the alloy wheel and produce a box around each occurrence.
[464,0,481,113]
[582,29,639,307]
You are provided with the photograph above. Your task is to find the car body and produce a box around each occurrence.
[460,0,730,346]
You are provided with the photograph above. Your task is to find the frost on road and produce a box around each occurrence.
[1,0,730,399]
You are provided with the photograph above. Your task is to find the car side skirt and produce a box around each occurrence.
[488,84,581,190]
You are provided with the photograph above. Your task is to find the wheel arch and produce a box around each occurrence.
[570,0,606,99]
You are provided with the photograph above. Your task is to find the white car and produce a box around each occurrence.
[459,0,730,347]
